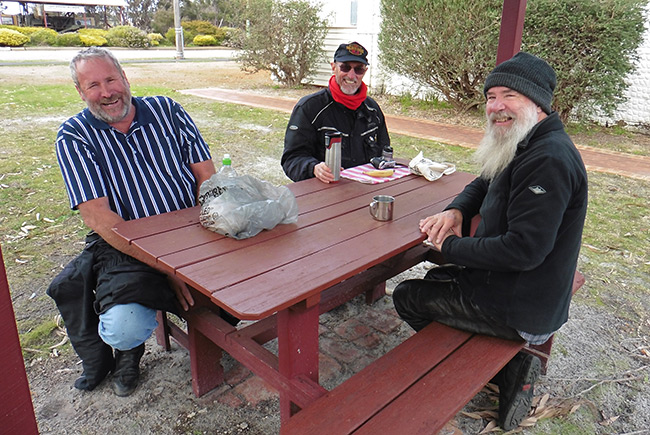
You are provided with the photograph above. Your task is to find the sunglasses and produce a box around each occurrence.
[338,63,367,75]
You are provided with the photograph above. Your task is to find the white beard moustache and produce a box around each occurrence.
[475,103,540,181]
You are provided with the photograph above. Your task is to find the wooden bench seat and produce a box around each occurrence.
[282,269,585,434]
[281,322,524,434]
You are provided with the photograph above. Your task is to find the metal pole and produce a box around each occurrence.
[173,0,184,60]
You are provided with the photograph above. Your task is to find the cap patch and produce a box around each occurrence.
[347,43,365,56]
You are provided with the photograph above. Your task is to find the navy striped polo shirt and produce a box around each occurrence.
[56,96,212,220]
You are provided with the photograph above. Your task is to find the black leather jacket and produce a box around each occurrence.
[281,88,390,181]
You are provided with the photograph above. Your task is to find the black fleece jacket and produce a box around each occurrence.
[442,112,588,334]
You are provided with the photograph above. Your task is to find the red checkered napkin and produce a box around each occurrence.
[340,163,411,184]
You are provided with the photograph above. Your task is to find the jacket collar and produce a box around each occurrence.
[517,111,562,151]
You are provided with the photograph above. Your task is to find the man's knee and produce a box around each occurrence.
[98,303,158,351]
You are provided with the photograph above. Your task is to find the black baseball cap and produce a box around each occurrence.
[333,42,369,65]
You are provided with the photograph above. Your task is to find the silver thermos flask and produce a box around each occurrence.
[325,131,342,182]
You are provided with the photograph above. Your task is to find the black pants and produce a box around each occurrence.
[47,233,177,372]
[393,264,522,341]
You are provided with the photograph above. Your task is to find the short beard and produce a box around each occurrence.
[88,85,132,124]
[475,103,540,181]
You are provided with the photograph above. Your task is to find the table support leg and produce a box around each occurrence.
[277,301,319,423]
[188,323,224,397]
[366,282,386,304]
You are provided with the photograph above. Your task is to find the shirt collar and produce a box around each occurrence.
[82,97,155,131]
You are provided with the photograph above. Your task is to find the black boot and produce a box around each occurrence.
[497,352,541,431]
[74,342,115,391]
[112,343,145,397]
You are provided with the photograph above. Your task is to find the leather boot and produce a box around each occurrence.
[74,342,115,391]
[112,343,145,397]
[498,352,541,431]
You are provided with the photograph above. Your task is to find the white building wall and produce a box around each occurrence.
[607,3,650,127]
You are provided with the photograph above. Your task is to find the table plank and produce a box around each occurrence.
[113,206,200,242]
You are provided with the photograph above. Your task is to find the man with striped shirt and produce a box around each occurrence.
[48,47,216,396]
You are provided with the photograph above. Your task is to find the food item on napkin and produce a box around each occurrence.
[364,169,394,177]
[408,151,456,181]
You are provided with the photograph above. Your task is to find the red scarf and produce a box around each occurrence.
[329,75,367,110]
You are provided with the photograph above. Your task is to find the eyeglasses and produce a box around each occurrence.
[338,63,367,75]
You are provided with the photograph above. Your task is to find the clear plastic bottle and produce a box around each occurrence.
[218,153,238,177]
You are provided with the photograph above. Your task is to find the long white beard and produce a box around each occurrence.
[475,103,540,181]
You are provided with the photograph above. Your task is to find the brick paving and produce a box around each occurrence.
[180,87,650,182]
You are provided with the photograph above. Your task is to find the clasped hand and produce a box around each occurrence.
[419,209,463,251]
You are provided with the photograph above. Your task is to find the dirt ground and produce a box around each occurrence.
[5,61,650,434]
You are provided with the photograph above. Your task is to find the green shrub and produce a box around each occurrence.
[55,32,82,47]
[379,0,502,112]
[0,28,30,47]
[182,20,219,40]
[79,34,108,47]
[238,0,328,86]
[27,28,58,46]
[524,0,645,122]
[212,27,227,45]
[147,32,164,46]
[105,25,149,48]
[78,28,108,38]
[222,27,244,48]
[0,25,41,36]
[193,34,217,46]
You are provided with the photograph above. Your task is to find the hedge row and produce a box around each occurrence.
[0,22,241,48]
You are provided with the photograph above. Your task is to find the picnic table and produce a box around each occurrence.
[112,168,475,425]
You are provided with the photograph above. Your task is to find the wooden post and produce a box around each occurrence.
[0,246,39,434]
[496,0,527,65]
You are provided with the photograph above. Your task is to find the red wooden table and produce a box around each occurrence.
[113,170,474,424]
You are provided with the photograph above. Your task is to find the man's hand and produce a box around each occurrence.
[314,162,339,183]
[167,274,195,311]
[419,209,463,250]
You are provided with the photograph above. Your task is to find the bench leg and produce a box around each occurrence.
[155,311,172,351]
[525,336,553,375]
[278,301,320,424]
[188,323,224,397]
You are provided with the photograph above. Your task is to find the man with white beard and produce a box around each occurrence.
[281,42,391,182]
[392,52,588,431]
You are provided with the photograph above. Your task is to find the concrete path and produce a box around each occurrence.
[181,87,650,182]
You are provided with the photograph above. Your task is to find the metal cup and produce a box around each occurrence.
[369,195,394,221]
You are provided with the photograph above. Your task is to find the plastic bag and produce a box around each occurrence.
[408,151,456,181]
[198,173,299,240]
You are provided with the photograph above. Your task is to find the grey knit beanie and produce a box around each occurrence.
[484,52,556,114]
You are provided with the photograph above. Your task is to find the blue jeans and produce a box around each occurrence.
[98,303,158,351]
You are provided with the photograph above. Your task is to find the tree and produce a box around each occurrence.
[379,0,503,112]
[125,0,156,32]
[523,0,645,122]
[237,0,328,87]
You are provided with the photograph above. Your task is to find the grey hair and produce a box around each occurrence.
[70,47,125,88]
